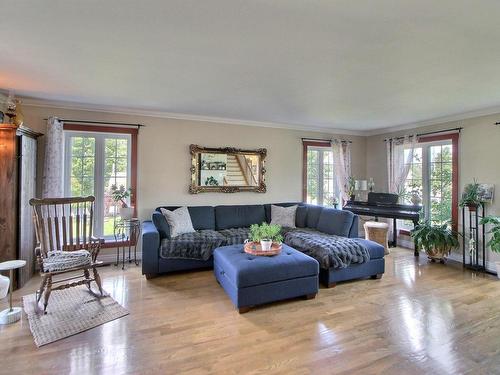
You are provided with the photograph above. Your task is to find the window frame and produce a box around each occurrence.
[63,124,138,246]
[302,140,339,207]
[400,133,459,233]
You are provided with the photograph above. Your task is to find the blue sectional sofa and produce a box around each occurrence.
[141,203,385,287]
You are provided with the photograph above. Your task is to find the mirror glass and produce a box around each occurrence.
[190,145,266,193]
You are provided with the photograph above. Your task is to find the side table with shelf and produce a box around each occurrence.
[114,219,141,270]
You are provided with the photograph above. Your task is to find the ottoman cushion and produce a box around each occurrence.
[214,244,319,288]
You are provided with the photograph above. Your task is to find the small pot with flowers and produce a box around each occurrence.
[111,184,134,219]
[460,179,481,212]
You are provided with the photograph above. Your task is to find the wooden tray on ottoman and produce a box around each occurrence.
[244,242,282,256]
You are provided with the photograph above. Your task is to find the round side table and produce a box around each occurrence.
[114,219,141,270]
[0,260,26,325]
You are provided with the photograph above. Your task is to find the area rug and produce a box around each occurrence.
[23,287,129,347]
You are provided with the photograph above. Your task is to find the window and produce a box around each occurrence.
[303,142,339,207]
[401,134,458,229]
[64,125,137,240]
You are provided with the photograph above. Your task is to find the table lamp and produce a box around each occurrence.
[355,180,368,201]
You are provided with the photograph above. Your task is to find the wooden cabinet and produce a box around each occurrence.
[0,124,42,288]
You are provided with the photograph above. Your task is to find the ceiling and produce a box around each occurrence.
[2,0,500,133]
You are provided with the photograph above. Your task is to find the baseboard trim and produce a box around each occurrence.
[97,252,142,265]
[397,236,498,274]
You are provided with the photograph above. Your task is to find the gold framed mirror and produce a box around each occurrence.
[189,144,267,193]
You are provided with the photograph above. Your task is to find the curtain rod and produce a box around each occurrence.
[301,137,352,144]
[384,127,462,142]
[43,118,144,128]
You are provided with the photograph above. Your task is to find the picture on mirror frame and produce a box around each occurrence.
[478,183,494,203]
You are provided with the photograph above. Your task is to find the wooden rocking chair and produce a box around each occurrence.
[30,196,104,313]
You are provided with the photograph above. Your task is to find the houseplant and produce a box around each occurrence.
[411,221,460,262]
[460,180,481,212]
[249,223,283,251]
[409,183,422,205]
[347,177,356,201]
[111,184,134,219]
[479,216,500,278]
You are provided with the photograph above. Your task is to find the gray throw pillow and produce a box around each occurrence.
[160,207,195,238]
[270,205,297,228]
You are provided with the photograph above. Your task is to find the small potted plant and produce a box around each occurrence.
[396,184,409,204]
[411,221,460,263]
[347,177,356,201]
[480,216,500,278]
[249,223,283,251]
[111,184,134,219]
[460,180,481,212]
[409,183,422,205]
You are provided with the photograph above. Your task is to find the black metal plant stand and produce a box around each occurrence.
[461,203,486,272]
[114,218,141,270]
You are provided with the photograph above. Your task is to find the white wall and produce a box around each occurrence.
[21,104,367,221]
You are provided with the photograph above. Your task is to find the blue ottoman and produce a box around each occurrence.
[213,244,319,313]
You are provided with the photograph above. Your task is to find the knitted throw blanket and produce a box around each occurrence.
[43,250,91,272]
[284,229,369,269]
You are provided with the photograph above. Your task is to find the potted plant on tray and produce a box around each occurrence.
[249,223,283,251]
[480,216,500,278]
[460,179,481,212]
[411,221,460,263]
[111,184,134,220]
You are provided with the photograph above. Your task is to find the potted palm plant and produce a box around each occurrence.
[111,184,134,219]
[459,180,481,212]
[411,221,460,263]
[249,223,283,251]
[480,216,500,278]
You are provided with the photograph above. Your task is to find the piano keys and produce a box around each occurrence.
[343,192,421,256]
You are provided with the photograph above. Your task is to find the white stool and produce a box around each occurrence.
[0,260,26,325]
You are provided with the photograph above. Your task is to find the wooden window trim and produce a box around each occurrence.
[302,141,331,202]
[63,124,139,247]
[417,133,459,232]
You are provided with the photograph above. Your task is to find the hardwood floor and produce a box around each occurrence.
[1,248,499,374]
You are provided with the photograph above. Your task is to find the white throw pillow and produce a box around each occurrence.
[270,205,297,228]
[160,206,196,238]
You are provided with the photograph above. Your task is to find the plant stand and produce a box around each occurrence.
[114,219,141,270]
[461,203,486,272]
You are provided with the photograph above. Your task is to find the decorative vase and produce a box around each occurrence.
[467,204,478,212]
[260,239,272,251]
[411,194,421,206]
[425,246,449,263]
[119,206,135,220]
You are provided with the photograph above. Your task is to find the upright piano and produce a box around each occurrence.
[343,192,421,256]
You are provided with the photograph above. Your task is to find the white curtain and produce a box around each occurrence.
[332,139,352,205]
[386,135,417,196]
[42,117,64,197]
